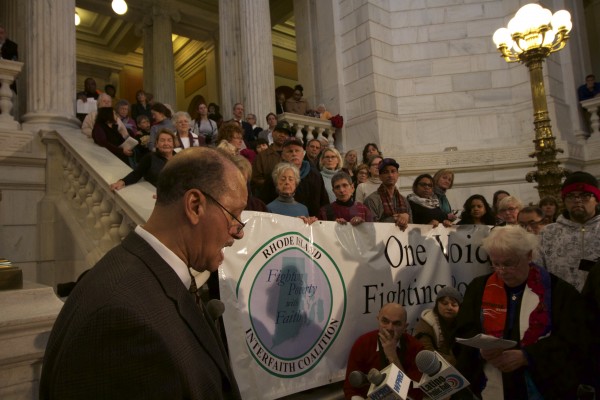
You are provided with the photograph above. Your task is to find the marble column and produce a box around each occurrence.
[293,0,317,107]
[21,0,80,130]
[141,20,154,96]
[240,0,275,124]
[150,1,178,108]
[218,0,243,120]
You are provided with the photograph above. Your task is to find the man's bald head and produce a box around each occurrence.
[156,147,245,206]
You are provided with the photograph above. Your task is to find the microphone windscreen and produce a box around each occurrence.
[416,350,442,376]
[206,299,225,321]
[348,371,369,388]
[367,368,386,386]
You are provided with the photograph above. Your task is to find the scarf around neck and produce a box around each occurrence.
[377,184,408,219]
[481,263,552,347]
[407,193,440,209]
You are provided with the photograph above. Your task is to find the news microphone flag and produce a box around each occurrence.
[366,363,412,400]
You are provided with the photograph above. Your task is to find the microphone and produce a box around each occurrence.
[366,364,412,399]
[367,368,386,386]
[349,370,370,388]
[206,299,225,322]
[415,350,471,400]
[416,350,442,375]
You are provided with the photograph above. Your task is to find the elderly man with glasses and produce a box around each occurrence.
[40,147,245,400]
[535,171,600,292]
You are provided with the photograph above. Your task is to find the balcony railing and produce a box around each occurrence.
[0,59,23,130]
[581,96,600,138]
[40,129,155,275]
[277,112,336,147]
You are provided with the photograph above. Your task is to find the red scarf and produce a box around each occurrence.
[481,264,551,347]
[377,184,408,219]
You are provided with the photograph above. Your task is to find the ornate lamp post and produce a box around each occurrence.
[493,3,572,200]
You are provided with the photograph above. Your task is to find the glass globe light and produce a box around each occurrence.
[551,10,572,33]
[493,28,511,48]
[112,0,128,15]
[542,30,556,47]
[508,16,526,36]
[75,12,81,26]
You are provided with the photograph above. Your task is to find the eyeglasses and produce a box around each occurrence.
[491,258,521,271]
[565,192,594,202]
[418,182,433,188]
[202,192,246,236]
[518,219,547,230]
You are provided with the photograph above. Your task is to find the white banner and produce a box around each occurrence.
[220,212,492,400]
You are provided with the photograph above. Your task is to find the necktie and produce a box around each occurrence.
[188,275,205,317]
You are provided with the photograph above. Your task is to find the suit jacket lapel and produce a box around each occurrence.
[120,233,232,379]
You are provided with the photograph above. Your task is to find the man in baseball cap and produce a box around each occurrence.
[251,121,293,202]
[364,158,412,230]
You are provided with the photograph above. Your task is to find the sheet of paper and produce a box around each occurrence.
[456,334,517,350]
[76,98,97,114]
[119,136,139,151]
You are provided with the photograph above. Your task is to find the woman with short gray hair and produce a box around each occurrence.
[267,162,312,221]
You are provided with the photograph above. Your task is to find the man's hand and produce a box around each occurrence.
[378,329,402,369]
[393,213,409,231]
[482,349,527,373]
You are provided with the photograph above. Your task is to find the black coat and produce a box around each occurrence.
[454,271,587,399]
[1,38,18,60]
[40,232,241,400]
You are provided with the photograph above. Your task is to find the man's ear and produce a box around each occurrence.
[184,189,206,225]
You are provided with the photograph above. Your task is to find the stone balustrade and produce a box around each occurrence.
[278,112,336,147]
[581,96,600,138]
[0,59,23,130]
[40,129,155,281]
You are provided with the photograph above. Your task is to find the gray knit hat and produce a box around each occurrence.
[436,286,463,304]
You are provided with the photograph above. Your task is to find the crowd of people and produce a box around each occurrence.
[65,77,600,399]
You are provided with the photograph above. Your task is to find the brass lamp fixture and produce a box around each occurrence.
[492,3,573,200]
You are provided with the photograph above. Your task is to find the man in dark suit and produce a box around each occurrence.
[229,102,255,148]
[0,25,18,93]
[40,147,245,399]
[0,25,18,61]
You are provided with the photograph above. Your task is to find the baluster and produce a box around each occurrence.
[70,162,83,211]
[118,215,133,241]
[293,123,303,142]
[98,196,113,251]
[305,126,315,142]
[108,206,123,246]
[91,185,105,240]
[77,171,90,219]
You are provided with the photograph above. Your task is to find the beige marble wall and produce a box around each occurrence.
[332,0,592,204]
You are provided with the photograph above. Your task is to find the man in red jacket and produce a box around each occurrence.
[343,302,424,400]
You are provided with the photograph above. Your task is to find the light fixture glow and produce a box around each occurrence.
[75,12,81,26]
[112,0,128,15]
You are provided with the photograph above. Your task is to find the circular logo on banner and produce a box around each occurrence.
[238,232,346,377]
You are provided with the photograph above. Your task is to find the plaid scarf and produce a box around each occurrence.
[377,184,408,219]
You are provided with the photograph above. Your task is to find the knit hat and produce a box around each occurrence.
[561,171,600,201]
[436,286,463,304]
